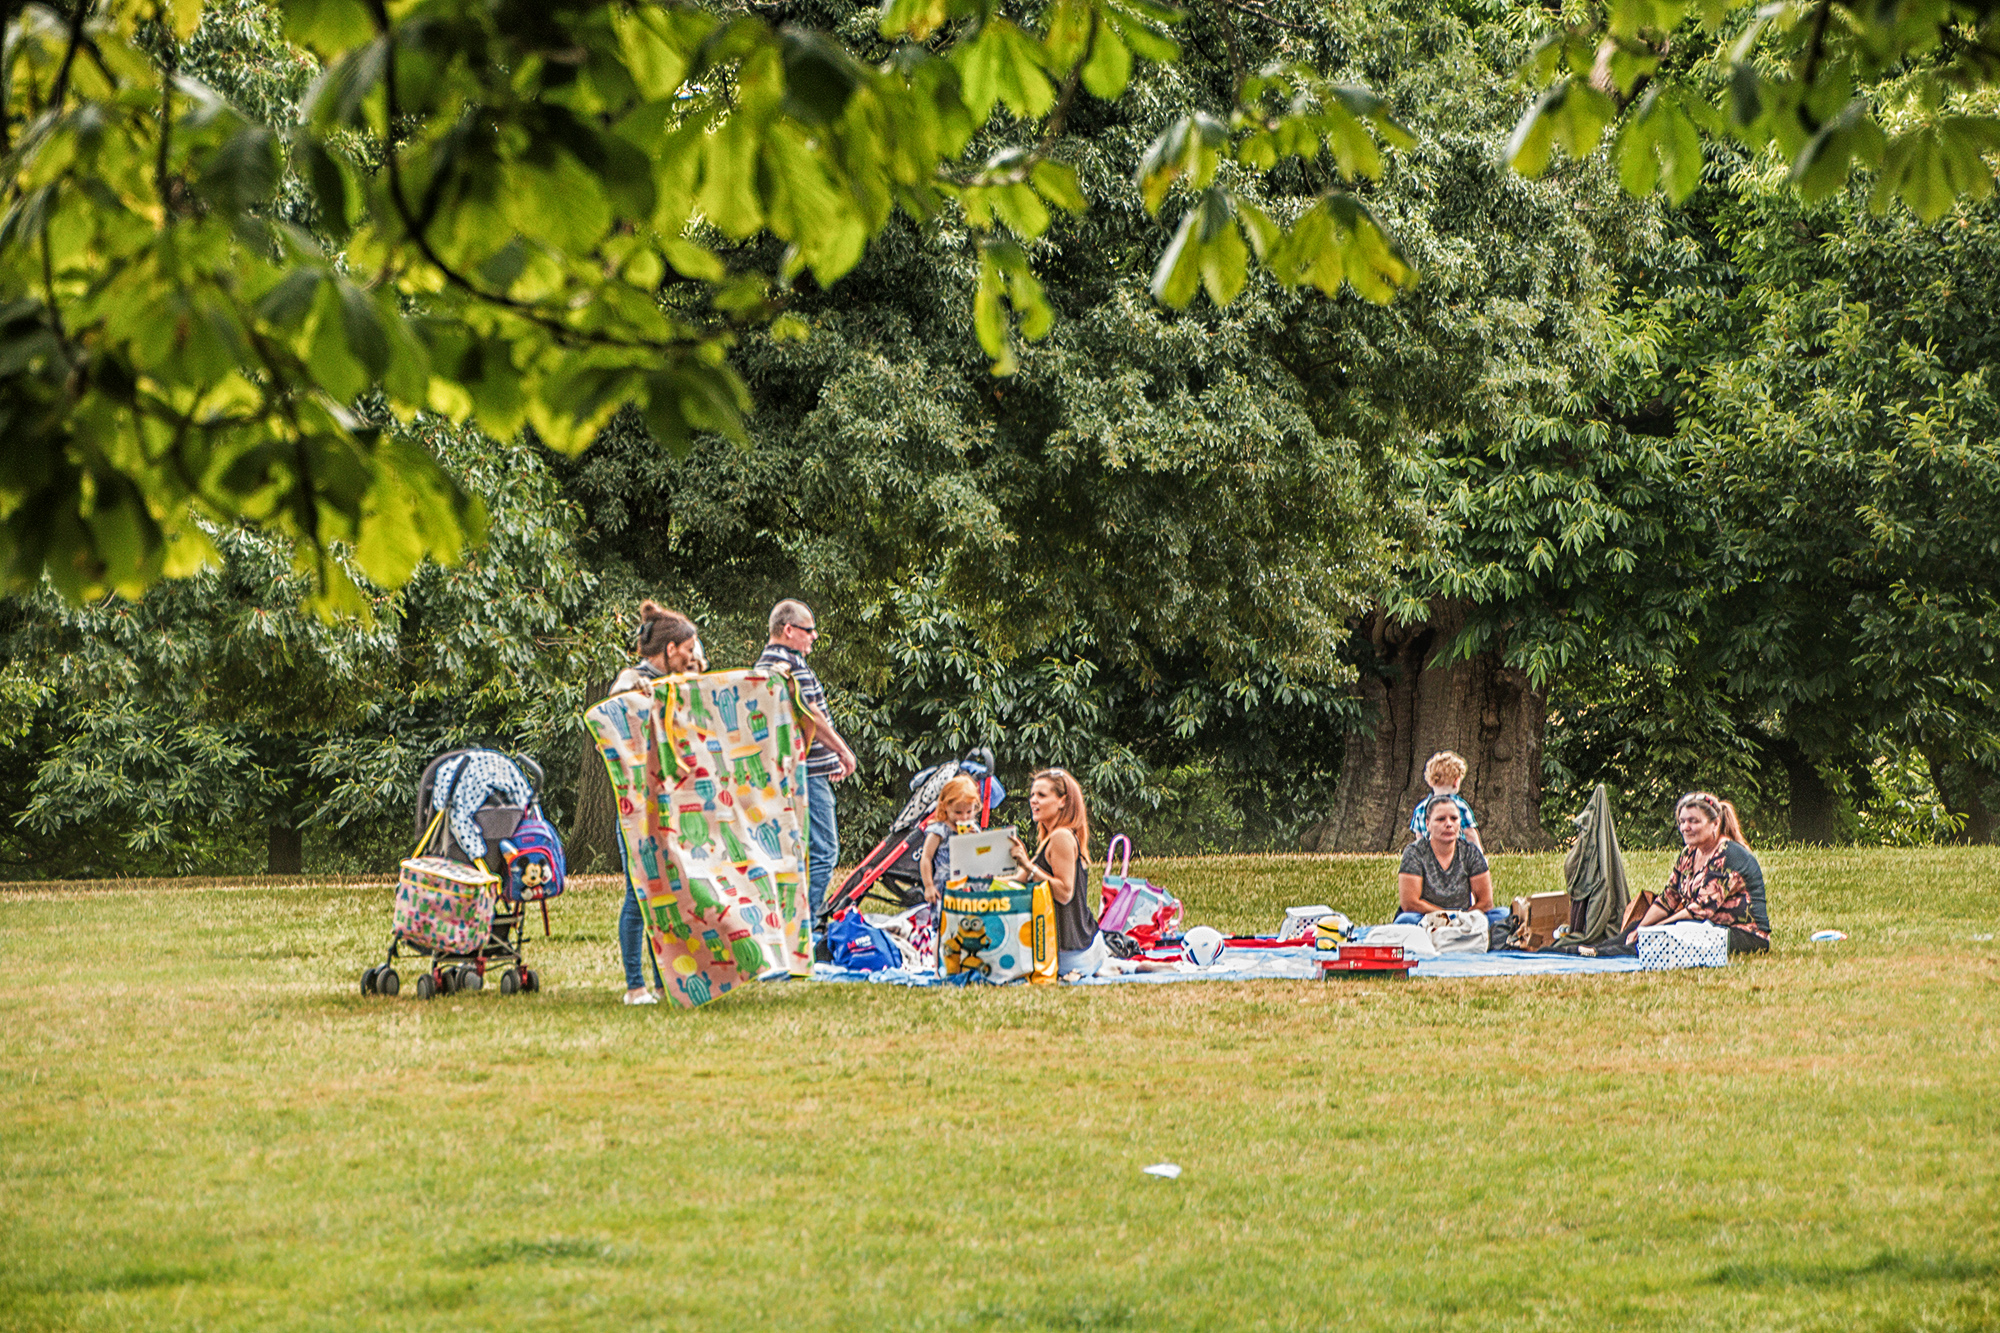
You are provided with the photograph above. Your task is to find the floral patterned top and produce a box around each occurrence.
[1660,839,1770,940]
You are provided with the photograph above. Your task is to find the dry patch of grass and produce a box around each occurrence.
[3,849,1998,1331]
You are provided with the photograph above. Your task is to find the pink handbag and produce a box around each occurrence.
[1096,836,1182,946]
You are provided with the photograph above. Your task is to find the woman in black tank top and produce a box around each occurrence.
[1006,768,1107,975]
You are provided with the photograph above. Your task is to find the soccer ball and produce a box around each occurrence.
[1182,925,1226,968]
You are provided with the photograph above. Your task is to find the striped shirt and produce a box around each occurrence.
[756,643,841,778]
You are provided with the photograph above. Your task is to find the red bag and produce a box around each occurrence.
[1096,836,1183,947]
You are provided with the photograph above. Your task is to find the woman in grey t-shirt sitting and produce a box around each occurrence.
[1394,799,1506,927]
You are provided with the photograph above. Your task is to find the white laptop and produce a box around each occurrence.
[947,826,1018,879]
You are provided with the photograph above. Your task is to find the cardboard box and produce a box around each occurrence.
[1510,892,1571,950]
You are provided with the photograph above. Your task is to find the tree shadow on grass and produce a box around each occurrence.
[0,1262,222,1299]
[91,1263,214,1292]
[447,1237,635,1269]
[1708,1250,1995,1288]
[966,1300,1139,1329]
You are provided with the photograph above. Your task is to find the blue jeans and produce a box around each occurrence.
[617,838,662,992]
[1396,908,1510,927]
[807,771,838,930]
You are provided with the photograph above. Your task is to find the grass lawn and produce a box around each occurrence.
[4,847,1999,1332]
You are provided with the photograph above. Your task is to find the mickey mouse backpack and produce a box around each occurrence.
[500,807,567,903]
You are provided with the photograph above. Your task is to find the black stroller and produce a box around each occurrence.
[360,748,553,1001]
[821,748,1004,924]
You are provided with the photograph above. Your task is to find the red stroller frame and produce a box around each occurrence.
[821,747,1002,924]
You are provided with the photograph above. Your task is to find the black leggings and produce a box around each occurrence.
[1726,926,1770,954]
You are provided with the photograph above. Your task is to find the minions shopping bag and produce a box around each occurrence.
[938,877,1056,984]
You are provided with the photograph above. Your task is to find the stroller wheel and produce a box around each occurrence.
[499,968,520,995]
[379,968,400,997]
[361,967,378,996]
[520,968,539,993]
[415,972,435,1000]
[460,968,484,993]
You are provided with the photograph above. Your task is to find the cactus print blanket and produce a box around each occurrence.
[585,668,814,1008]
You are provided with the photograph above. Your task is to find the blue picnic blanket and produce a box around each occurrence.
[1413,950,1643,979]
[1072,946,1645,983]
[811,963,943,986]
[812,946,1646,986]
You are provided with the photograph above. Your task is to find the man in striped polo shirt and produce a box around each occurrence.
[756,599,858,952]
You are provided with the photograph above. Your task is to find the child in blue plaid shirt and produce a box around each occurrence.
[1408,750,1483,852]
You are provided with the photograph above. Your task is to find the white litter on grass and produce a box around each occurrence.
[1810,930,1848,943]
[1142,1163,1182,1179]
[1973,934,1995,942]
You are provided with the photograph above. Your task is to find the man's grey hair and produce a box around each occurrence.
[769,599,814,638]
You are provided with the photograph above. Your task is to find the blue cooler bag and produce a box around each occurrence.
[828,908,899,971]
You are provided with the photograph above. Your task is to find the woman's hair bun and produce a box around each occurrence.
[635,600,696,655]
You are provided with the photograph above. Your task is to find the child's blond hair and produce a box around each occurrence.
[1423,751,1468,789]
[933,775,980,822]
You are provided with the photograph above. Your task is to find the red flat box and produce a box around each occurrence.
[1317,943,1417,977]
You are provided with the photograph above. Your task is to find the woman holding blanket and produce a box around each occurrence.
[1004,768,1108,977]
[611,602,703,1006]
[610,602,703,694]
[1583,792,1770,956]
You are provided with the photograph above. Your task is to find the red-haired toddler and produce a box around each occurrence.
[918,775,983,905]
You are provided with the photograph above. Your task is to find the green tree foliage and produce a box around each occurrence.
[0,425,619,875]
[1336,39,2000,848]
[553,0,1665,853]
[11,0,1999,871]
[832,582,1366,849]
[2,528,392,873]
[1,0,1418,606]
[1510,0,2000,221]
[1531,156,2000,843]
[1675,168,2000,838]
[15,0,1997,614]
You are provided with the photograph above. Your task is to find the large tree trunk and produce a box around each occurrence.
[1301,600,1552,853]
[1923,746,1997,845]
[266,817,304,874]
[567,675,623,873]
[1766,733,1838,844]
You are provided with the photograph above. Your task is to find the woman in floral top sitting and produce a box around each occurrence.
[1584,791,1770,956]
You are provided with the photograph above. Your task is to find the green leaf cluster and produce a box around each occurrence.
[0,421,622,875]
[1137,66,1418,310]
[2,0,1425,601]
[1510,0,2000,220]
[1434,146,2000,839]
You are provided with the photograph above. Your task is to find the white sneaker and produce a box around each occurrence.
[623,991,659,1006]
